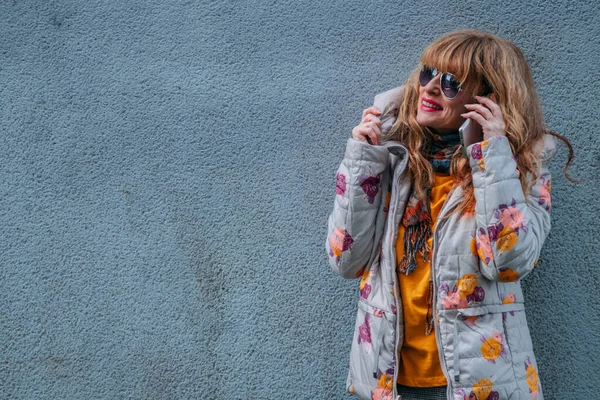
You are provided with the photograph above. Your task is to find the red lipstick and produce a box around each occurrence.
[421,97,443,112]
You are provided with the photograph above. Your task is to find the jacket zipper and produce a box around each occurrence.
[391,181,402,400]
[381,143,407,400]
[430,189,462,400]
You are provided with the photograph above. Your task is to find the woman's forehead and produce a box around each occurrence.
[421,55,464,77]
[420,55,481,89]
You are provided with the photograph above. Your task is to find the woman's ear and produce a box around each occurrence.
[481,79,493,96]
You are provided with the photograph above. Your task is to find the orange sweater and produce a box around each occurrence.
[395,172,454,387]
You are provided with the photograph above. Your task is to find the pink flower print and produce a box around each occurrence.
[471,143,483,160]
[372,374,393,400]
[329,228,354,257]
[335,173,346,195]
[464,316,478,327]
[371,387,393,400]
[442,291,468,309]
[360,283,371,300]
[498,203,525,231]
[476,228,494,265]
[538,177,552,212]
[373,308,385,318]
[358,174,381,204]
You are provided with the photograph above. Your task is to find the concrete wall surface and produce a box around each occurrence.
[1,0,598,399]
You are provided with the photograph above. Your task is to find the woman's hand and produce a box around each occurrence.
[352,107,382,145]
[461,94,506,141]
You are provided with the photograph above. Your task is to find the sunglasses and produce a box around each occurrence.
[419,65,464,99]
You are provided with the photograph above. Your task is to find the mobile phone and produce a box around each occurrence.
[459,118,483,157]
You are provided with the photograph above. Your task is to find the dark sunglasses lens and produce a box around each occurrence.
[441,73,460,98]
[419,67,435,87]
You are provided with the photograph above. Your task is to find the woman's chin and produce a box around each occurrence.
[417,112,439,126]
[416,115,461,132]
[416,117,439,130]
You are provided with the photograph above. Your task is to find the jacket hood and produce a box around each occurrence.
[373,85,405,137]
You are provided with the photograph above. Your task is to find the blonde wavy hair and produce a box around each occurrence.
[384,29,575,217]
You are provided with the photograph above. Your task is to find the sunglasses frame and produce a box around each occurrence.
[419,65,465,100]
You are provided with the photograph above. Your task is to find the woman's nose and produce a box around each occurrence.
[424,75,441,95]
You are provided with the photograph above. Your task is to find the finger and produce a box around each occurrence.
[364,114,382,126]
[362,107,382,120]
[352,127,368,143]
[461,111,488,127]
[353,132,368,143]
[354,126,378,145]
[368,122,382,141]
[362,128,377,145]
[464,103,493,120]
[475,95,501,117]
[370,106,382,115]
[363,123,381,145]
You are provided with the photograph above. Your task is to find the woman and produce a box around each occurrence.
[326,30,575,400]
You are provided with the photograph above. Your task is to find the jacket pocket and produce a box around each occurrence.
[348,301,397,398]
[502,309,542,398]
[452,304,525,388]
[501,309,534,359]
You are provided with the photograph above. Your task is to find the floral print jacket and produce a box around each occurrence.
[326,86,557,400]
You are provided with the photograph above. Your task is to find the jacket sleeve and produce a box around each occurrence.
[467,134,556,282]
[326,138,390,279]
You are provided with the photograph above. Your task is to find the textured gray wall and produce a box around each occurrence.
[1,1,598,399]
